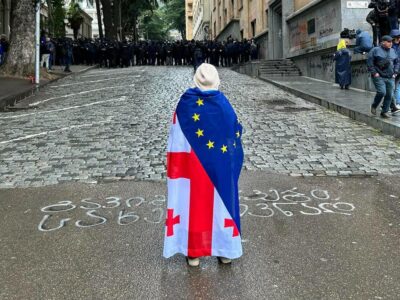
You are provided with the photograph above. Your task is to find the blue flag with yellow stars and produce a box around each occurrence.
[176,87,244,234]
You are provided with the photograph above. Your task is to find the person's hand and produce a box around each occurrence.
[393,74,397,78]
[374,73,380,78]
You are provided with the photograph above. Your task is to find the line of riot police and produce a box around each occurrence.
[48,37,259,70]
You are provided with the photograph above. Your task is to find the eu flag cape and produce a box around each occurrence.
[163,87,244,259]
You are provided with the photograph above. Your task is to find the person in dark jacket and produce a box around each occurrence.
[334,39,352,89]
[193,41,205,71]
[354,29,373,54]
[367,35,400,118]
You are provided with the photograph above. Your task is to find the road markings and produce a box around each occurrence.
[81,71,142,78]
[28,84,134,107]
[51,76,130,88]
[0,118,114,145]
[0,96,127,120]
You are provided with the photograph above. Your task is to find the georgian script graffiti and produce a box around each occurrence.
[37,188,355,233]
[238,188,355,218]
[38,195,166,232]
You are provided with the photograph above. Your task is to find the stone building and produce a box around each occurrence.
[0,0,10,38]
[209,0,269,58]
[271,0,371,90]
[186,0,194,40]
[192,0,211,40]
[194,0,371,88]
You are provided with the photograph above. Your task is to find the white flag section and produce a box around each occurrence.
[211,189,243,259]
[164,115,191,258]
[163,178,190,258]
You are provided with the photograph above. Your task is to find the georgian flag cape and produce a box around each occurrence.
[163,87,244,259]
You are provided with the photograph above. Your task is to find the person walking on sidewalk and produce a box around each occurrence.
[334,39,352,90]
[390,29,400,111]
[367,35,399,118]
[164,63,244,267]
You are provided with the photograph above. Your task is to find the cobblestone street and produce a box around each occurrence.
[1,67,400,299]
[1,66,400,188]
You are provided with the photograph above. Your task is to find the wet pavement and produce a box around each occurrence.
[259,75,400,138]
[1,172,399,299]
[1,66,400,299]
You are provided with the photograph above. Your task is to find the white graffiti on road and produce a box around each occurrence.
[239,188,355,218]
[38,195,166,232]
[37,188,355,232]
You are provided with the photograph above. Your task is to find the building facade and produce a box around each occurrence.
[192,0,211,40]
[186,0,194,40]
[208,0,269,57]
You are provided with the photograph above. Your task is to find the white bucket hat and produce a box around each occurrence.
[193,63,220,91]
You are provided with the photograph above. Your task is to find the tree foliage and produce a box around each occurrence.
[67,0,84,39]
[162,0,185,38]
[47,0,66,38]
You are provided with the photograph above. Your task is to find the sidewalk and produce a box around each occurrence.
[259,75,400,138]
[0,65,96,111]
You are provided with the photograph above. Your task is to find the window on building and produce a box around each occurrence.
[219,16,221,31]
[264,9,268,29]
[251,19,256,37]
[238,0,243,10]
[231,0,234,18]
[307,18,315,35]
[240,29,243,40]
[214,21,216,37]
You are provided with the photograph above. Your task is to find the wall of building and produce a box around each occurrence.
[193,0,211,40]
[283,0,373,91]
[186,0,194,40]
[210,0,268,41]
[285,0,341,58]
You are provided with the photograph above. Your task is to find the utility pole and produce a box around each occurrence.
[35,0,41,85]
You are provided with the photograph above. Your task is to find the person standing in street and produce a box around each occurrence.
[334,39,352,90]
[164,63,244,267]
[367,35,399,118]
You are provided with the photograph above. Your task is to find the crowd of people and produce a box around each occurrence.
[36,35,259,72]
[334,0,400,119]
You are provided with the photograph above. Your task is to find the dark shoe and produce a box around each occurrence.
[381,112,392,118]
[217,257,232,264]
[344,85,350,90]
[371,106,377,115]
[391,105,400,115]
[340,85,344,90]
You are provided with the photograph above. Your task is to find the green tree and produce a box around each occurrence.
[163,0,185,38]
[0,0,35,77]
[67,0,84,40]
[139,9,168,40]
[47,0,66,37]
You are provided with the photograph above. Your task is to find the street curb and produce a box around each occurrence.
[0,65,98,111]
[258,76,400,139]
